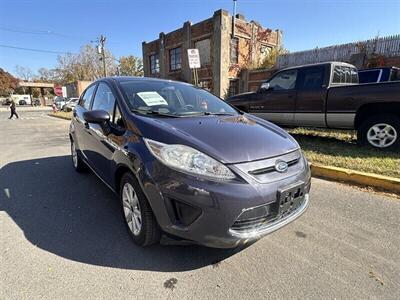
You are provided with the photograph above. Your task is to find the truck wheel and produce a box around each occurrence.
[120,172,161,247]
[358,114,400,150]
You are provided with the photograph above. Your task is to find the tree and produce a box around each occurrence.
[118,55,143,76]
[36,68,58,82]
[0,68,19,96]
[259,46,288,69]
[15,65,34,81]
[56,44,117,83]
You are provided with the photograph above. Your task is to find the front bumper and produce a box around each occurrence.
[140,157,311,248]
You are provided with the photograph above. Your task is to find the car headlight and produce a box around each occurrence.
[144,138,235,180]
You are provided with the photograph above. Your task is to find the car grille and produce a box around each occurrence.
[233,149,304,183]
[230,193,306,235]
[230,203,278,233]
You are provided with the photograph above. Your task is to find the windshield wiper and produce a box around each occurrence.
[131,109,180,118]
[191,112,237,116]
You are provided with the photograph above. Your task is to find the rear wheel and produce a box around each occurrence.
[358,114,400,150]
[120,173,161,246]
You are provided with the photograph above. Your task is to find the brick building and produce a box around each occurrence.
[142,9,281,98]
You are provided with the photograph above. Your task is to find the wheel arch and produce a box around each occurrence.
[355,102,400,129]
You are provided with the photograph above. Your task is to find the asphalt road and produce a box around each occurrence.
[1,110,399,299]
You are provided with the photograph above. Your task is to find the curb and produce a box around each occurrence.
[311,164,400,193]
[48,113,72,121]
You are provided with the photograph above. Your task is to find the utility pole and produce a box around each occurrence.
[98,35,107,77]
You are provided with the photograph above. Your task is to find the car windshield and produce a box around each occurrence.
[119,80,238,117]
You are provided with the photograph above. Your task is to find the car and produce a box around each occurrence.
[69,77,311,248]
[2,98,11,106]
[12,94,31,105]
[226,62,400,150]
[358,66,400,83]
[62,97,79,111]
[54,96,67,110]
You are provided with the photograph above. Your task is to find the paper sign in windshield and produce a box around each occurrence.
[137,92,168,106]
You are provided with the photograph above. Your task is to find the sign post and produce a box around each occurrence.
[187,49,201,86]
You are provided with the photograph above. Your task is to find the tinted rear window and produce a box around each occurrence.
[358,70,380,83]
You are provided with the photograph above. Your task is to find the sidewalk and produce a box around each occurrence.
[0,106,52,112]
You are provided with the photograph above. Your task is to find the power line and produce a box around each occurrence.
[0,26,90,40]
[0,44,76,55]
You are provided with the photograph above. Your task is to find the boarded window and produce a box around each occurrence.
[228,79,238,97]
[194,39,211,66]
[230,38,239,64]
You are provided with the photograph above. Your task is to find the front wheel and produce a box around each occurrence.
[71,140,87,172]
[120,173,161,247]
[358,114,400,151]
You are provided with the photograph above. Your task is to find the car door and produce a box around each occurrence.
[294,66,328,127]
[249,69,298,125]
[84,82,120,185]
[73,83,97,163]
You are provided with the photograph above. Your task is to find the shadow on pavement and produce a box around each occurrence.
[0,156,245,272]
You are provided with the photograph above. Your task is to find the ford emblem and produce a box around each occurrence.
[275,160,288,173]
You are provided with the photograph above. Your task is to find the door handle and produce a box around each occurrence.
[84,122,90,129]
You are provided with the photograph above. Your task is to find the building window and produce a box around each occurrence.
[194,39,211,66]
[169,47,182,71]
[230,38,239,64]
[149,54,159,74]
[228,79,238,97]
[198,80,212,91]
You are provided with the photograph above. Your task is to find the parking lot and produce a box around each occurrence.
[1,110,399,299]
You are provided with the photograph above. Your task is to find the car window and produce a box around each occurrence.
[80,85,96,110]
[91,83,116,120]
[119,80,237,117]
[300,67,324,89]
[268,70,297,91]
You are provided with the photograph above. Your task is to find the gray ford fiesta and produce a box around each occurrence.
[69,77,311,248]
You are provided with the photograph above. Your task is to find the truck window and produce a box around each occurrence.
[300,67,324,89]
[268,70,297,91]
[358,70,380,83]
[332,66,358,84]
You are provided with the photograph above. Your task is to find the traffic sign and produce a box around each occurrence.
[54,86,63,96]
[187,49,201,69]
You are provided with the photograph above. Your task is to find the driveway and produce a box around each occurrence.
[1,110,399,299]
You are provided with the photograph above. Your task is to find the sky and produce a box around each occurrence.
[0,0,399,76]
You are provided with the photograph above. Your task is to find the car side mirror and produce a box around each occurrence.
[83,109,111,135]
[259,82,271,93]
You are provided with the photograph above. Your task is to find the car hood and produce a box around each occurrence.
[138,114,299,164]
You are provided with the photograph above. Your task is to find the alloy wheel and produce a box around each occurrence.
[367,123,397,148]
[71,142,78,168]
[122,182,142,236]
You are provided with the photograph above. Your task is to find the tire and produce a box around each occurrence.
[71,140,87,172]
[120,172,161,246]
[357,114,400,151]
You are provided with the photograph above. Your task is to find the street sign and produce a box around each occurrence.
[54,86,63,96]
[62,86,67,97]
[187,49,201,69]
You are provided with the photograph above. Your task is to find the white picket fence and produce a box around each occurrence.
[277,35,400,68]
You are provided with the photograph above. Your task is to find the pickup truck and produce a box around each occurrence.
[226,62,400,150]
